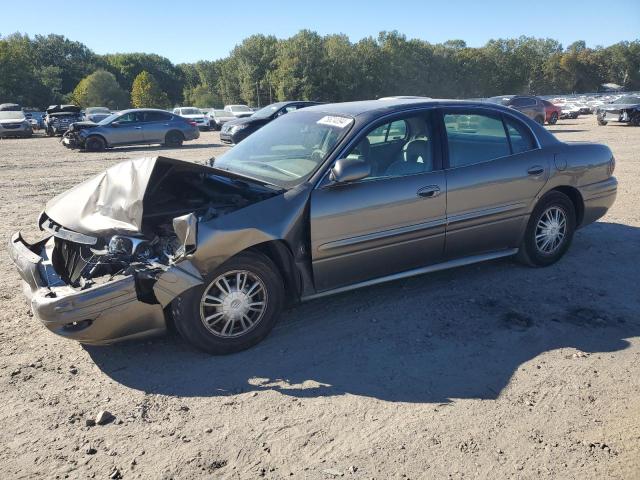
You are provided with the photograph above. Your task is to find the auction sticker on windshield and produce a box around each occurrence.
[317,115,353,128]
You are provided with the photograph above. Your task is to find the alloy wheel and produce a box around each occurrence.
[535,206,567,255]
[199,270,268,338]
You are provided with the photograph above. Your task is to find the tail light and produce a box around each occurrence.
[608,155,616,176]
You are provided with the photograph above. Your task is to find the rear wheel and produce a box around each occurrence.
[517,191,576,267]
[597,117,608,126]
[171,251,284,354]
[535,115,545,125]
[85,136,106,152]
[548,112,558,125]
[164,130,184,147]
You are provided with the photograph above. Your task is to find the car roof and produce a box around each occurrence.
[117,108,172,114]
[302,98,510,117]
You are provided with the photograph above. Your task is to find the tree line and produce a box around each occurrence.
[1,31,638,110]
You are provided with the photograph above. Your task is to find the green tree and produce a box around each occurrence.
[71,70,129,109]
[130,71,170,108]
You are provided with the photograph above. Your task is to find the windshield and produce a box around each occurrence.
[86,107,110,114]
[180,108,202,115]
[613,96,640,104]
[98,113,120,125]
[214,110,228,116]
[214,111,354,188]
[230,105,251,112]
[251,104,282,119]
[0,111,25,120]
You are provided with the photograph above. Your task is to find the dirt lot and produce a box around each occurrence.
[0,117,639,479]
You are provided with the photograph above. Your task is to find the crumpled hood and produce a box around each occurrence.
[43,157,215,236]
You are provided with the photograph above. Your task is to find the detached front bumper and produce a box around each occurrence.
[8,232,167,345]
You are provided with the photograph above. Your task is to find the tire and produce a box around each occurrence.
[517,191,576,267]
[46,127,55,137]
[597,117,608,126]
[164,130,184,147]
[171,251,284,355]
[535,116,545,125]
[85,135,106,152]
[548,112,558,125]
[630,114,640,127]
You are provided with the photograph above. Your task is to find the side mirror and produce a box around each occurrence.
[110,121,120,128]
[330,157,371,184]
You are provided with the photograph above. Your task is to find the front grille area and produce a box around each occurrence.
[51,237,92,285]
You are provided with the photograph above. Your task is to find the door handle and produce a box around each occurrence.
[527,166,544,176]
[417,185,441,198]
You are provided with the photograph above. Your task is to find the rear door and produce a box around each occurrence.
[310,110,447,291]
[141,111,173,143]
[441,107,550,259]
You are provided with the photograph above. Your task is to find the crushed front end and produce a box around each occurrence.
[8,156,279,344]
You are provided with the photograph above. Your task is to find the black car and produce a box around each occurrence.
[220,101,320,144]
[486,95,546,125]
[596,95,640,126]
[44,105,83,136]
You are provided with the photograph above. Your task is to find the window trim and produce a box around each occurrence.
[438,106,540,170]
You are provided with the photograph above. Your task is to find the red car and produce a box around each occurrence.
[541,100,562,125]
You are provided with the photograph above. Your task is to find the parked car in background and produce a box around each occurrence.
[559,103,580,119]
[173,107,210,130]
[223,104,253,118]
[596,95,640,126]
[486,95,546,124]
[44,105,83,136]
[0,103,22,111]
[541,100,562,125]
[61,108,200,151]
[24,111,44,130]
[205,109,235,130]
[84,107,112,123]
[220,101,320,144]
[10,99,617,354]
[0,109,33,138]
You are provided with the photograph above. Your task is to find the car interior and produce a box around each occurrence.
[347,116,434,180]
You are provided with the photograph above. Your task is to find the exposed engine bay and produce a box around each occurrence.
[40,157,280,294]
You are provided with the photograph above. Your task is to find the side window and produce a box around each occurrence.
[344,115,434,180]
[505,117,536,154]
[143,111,171,122]
[444,113,510,168]
[284,105,299,113]
[116,112,139,124]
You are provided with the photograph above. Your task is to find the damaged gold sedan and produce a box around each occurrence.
[9,101,617,354]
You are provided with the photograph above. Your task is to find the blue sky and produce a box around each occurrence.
[2,0,638,63]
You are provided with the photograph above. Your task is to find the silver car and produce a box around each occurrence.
[0,110,32,138]
[9,99,617,354]
[62,108,200,151]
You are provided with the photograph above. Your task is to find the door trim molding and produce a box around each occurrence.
[302,248,518,301]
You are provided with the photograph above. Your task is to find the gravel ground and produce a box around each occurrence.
[0,118,638,479]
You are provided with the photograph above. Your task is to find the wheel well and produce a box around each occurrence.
[550,186,584,226]
[86,134,108,146]
[166,129,184,140]
[245,240,302,303]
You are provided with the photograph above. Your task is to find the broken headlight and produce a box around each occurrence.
[108,235,154,260]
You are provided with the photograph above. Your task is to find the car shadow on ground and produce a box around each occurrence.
[547,129,588,134]
[87,222,640,404]
[99,143,222,153]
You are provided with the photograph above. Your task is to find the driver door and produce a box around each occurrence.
[309,111,447,292]
[108,111,145,145]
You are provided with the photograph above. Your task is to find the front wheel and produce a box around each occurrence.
[85,136,106,152]
[171,251,284,354]
[548,112,558,125]
[597,117,608,126]
[517,191,576,267]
